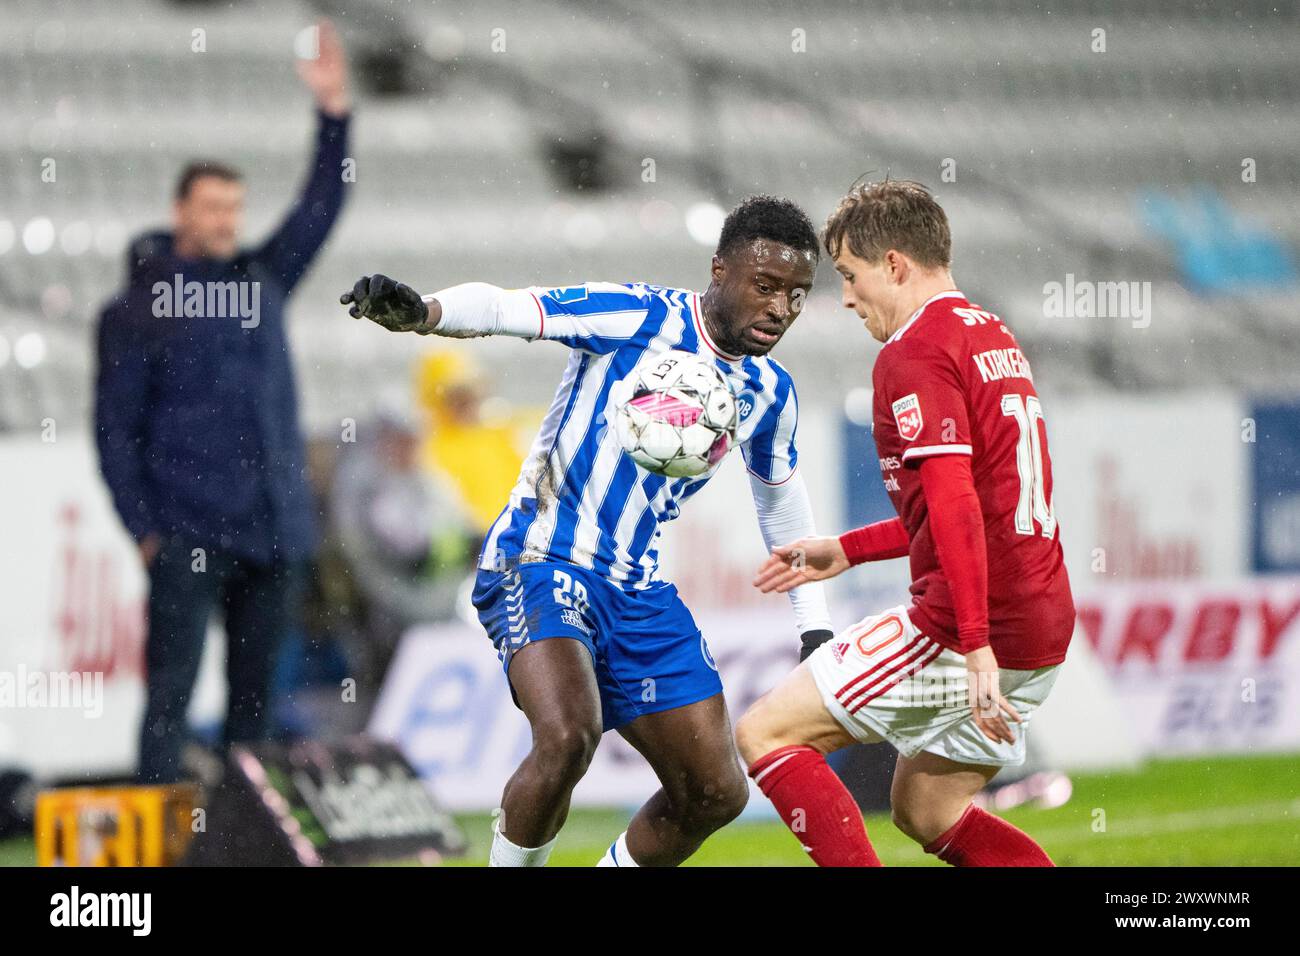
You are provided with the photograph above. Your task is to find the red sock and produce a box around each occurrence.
[747,745,882,867]
[924,804,1054,866]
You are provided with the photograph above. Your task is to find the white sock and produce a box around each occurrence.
[489,818,557,867]
[595,831,640,867]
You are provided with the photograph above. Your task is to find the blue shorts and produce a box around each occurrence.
[471,561,723,732]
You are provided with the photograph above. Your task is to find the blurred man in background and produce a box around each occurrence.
[332,401,477,694]
[93,21,351,783]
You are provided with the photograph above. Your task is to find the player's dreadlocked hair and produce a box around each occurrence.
[716,195,820,262]
[822,178,951,268]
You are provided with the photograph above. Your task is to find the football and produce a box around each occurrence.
[614,351,739,477]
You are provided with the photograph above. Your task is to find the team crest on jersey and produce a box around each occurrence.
[735,389,757,422]
[891,393,923,442]
[700,635,719,671]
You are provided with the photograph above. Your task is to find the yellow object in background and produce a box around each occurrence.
[416,349,534,535]
[35,784,198,867]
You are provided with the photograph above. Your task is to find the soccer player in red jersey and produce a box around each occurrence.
[735,180,1075,867]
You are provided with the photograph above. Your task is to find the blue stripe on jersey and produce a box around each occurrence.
[538,288,646,314]
[488,497,538,568]
[588,307,689,580]
[546,302,671,564]
[676,474,712,505]
[483,283,800,590]
[742,361,794,481]
[483,352,591,568]
[623,472,668,584]
[677,303,700,353]
[538,287,655,352]
[589,454,643,579]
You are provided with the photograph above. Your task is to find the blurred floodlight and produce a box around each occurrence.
[563,210,606,249]
[14,332,47,369]
[22,218,56,255]
[685,202,725,247]
[844,387,874,426]
[60,220,93,256]
[95,221,128,257]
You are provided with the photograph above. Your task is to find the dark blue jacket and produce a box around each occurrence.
[95,111,350,565]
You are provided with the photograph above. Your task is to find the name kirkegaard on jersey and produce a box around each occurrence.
[50,886,151,936]
[1041,273,1152,328]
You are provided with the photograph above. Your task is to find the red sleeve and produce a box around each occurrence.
[878,338,972,466]
[839,518,909,565]
[918,454,989,653]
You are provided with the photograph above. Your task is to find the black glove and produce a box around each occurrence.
[799,629,834,663]
[339,274,429,333]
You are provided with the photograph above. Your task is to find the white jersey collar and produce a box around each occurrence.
[886,290,965,344]
[692,292,744,362]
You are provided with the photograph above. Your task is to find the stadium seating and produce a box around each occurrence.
[0,0,1296,433]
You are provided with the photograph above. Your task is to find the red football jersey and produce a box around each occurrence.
[871,291,1075,669]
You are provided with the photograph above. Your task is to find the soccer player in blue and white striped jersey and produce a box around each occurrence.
[341,196,834,866]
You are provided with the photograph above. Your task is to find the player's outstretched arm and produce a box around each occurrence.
[753,536,849,593]
[753,515,910,594]
[341,275,533,338]
[342,276,638,345]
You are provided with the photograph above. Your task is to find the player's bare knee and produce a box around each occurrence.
[890,801,924,842]
[711,770,751,824]
[734,696,783,764]
[674,770,749,832]
[533,719,600,782]
[890,795,951,845]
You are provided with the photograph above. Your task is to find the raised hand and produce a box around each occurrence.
[296,19,350,117]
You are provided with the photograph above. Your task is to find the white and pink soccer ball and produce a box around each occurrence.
[614,351,739,478]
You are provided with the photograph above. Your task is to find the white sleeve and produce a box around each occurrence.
[422,281,652,353]
[421,283,542,339]
[749,468,833,634]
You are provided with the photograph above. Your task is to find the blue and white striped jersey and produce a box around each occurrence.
[470,281,802,590]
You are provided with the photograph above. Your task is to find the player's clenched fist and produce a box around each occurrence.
[340,274,430,333]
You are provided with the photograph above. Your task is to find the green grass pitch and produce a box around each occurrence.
[442,753,1300,867]
[2,753,1296,867]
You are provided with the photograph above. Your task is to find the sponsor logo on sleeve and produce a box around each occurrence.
[892,393,923,442]
[544,286,590,304]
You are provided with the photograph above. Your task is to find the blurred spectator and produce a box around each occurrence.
[332,405,477,692]
[269,438,361,741]
[93,21,351,783]
[415,350,530,538]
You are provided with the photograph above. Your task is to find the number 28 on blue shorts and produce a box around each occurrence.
[471,561,723,732]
